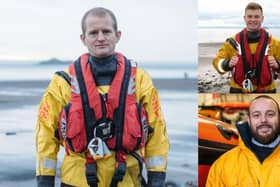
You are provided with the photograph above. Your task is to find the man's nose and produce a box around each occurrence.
[260,114,267,122]
[97,32,105,40]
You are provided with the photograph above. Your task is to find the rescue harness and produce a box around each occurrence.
[232,28,272,92]
[57,53,150,187]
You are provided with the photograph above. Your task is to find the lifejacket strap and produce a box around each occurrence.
[55,71,71,85]
[85,162,98,187]
[114,57,131,151]
[74,59,96,144]
[110,161,126,187]
[131,151,148,186]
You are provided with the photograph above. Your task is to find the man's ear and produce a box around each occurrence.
[247,117,250,126]
[115,31,121,43]
[80,34,86,46]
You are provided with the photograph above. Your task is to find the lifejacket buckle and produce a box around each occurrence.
[88,137,112,160]
[242,78,254,92]
[88,137,104,160]
[94,121,114,140]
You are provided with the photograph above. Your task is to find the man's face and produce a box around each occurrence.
[244,9,264,32]
[248,98,280,144]
[80,14,121,58]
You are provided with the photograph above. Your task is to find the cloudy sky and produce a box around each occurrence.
[199,0,280,27]
[0,0,197,63]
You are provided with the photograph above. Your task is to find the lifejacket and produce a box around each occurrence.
[233,28,272,92]
[58,52,149,187]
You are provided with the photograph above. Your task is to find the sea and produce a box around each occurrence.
[199,27,280,43]
[0,61,197,80]
[0,62,197,187]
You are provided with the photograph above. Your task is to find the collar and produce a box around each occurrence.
[247,30,260,43]
[252,135,280,148]
[89,54,116,65]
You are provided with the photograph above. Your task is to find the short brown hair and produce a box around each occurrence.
[81,7,118,34]
[245,2,263,14]
[249,95,280,115]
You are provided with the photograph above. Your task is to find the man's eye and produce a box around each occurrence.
[103,30,111,35]
[90,31,98,36]
[252,113,260,118]
[267,112,275,117]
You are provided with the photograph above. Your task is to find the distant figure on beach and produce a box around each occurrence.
[206,95,280,186]
[35,7,169,187]
[212,2,280,93]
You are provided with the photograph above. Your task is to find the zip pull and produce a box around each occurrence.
[100,94,108,120]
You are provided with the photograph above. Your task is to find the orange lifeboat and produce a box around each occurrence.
[199,102,249,125]
[198,114,239,187]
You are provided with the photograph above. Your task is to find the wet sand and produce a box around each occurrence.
[198,42,280,93]
[0,78,197,110]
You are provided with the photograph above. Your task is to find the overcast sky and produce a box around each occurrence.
[0,0,197,63]
[199,0,280,27]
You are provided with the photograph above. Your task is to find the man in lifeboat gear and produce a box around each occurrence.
[206,95,280,186]
[35,7,169,187]
[212,2,280,93]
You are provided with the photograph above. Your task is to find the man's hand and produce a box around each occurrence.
[228,56,239,68]
[148,171,166,187]
[268,56,279,69]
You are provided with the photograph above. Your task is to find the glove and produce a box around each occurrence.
[37,176,55,187]
[148,171,166,187]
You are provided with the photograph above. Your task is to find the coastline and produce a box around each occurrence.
[0,78,197,90]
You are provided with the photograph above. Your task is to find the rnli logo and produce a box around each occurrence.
[141,115,148,143]
[60,117,67,139]
[39,103,50,121]
[71,76,80,94]
[152,93,160,117]
[127,75,135,95]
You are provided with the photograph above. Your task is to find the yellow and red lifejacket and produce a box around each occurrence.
[233,28,272,92]
[58,52,149,156]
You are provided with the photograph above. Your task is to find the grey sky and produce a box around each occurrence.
[0,0,197,63]
[199,0,280,27]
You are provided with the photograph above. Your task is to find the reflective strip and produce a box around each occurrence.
[36,159,39,170]
[43,158,57,170]
[130,59,137,67]
[146,156,165,169]
[217,59,226,73]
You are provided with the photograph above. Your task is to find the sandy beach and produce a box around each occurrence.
[198,42,280,93]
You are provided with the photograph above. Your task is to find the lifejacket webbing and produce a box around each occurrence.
[74,58,96,144]
[255,31,269,86]
[55,71,71,85]
[114,57,131,152]
[134,104,143,151]
[240,30,249,78]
